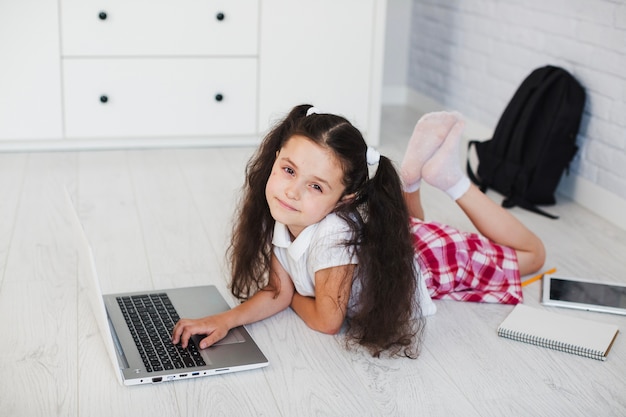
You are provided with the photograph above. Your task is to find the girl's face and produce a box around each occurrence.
[265,135,348,238]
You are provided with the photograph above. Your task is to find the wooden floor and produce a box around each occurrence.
[1,105,625,417]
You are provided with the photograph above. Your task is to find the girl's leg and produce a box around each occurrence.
[456,185,546,276]
[421,119,546,276]
[404,189,425,220]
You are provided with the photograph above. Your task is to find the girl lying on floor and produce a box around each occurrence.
[172,105,545,358]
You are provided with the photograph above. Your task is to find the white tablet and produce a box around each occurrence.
[541,274,626,316]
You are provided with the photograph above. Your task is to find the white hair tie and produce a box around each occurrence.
[366,147,380,166]
[306,106,321,117]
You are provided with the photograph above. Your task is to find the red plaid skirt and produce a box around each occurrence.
[410,218,522,304]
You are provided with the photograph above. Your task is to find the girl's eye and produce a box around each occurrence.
[310,184,323,193]
[283,167,295,176]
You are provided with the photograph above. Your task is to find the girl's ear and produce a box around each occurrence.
[336,193,356,209]
[341,193,356,202]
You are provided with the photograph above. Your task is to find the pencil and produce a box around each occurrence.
[521,267,557,287]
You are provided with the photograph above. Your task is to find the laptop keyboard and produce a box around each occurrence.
[116,293,206,372]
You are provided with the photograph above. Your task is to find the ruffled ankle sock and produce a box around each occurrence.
[422,119,471,200]
[400,111,460,192]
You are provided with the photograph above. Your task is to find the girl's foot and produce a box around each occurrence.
[400,111,460,192]
[422,119,471,200]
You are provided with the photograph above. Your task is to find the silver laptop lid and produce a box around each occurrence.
[66,189,125,385]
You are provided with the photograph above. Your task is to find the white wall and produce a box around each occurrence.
[382,0,626,230]
[382,0,412,104]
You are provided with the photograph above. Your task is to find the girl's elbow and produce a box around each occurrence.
[300,314,343,334]
[321,326,341,336]
[529,238,547,272]
[314,320,343,335]
[517,238,547,276]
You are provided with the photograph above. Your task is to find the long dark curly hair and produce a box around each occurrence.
[228,104,425,358]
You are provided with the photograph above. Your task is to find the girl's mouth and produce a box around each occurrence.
[276,198,298,211]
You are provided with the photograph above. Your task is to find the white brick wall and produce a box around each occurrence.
[407,0,626,206]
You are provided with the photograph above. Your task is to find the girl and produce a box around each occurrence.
[172,104,545,358]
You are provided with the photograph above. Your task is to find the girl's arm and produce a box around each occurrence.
[172,254,295,349]
[290,264,354,334]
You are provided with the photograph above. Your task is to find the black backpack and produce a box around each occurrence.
[466,65,586,219]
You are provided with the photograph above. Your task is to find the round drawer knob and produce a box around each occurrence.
[100,95,109,104]
[214,93,224,102]
[98,11,108,20]
[216,12,225,21]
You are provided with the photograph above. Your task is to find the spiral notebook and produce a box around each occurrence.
[497,304,619,361]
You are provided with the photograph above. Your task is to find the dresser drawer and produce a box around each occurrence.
[63,58,257,138]
[61,0,258,56]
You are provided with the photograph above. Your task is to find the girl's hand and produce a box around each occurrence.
[171,254,295,350]
[171,314,230,349]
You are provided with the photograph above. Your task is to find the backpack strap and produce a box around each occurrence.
[502,195,559,219]
[469,140,559,219]
[506,67,565,192]
[466,140,488,192]
[501,68,573,219]
[488,67,555,170]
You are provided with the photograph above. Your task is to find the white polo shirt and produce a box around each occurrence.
[271,213,437,317]
[272,213,356,297]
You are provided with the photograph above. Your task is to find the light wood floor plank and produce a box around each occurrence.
[246,309,382,416]
[126,150,215,281]
[77,150,153,293]
[0,153,28,291]
[0,153,78,417]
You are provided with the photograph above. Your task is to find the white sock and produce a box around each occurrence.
[422,119,471,200]
[400,111,460,192]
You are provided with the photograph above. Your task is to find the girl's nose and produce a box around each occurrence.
[285,186,299,200]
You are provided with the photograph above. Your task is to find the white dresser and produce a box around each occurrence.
[0,0,386,150]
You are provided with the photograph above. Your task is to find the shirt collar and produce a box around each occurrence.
[272,221,318,261]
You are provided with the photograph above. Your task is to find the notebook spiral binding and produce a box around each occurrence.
[497,328,606,361]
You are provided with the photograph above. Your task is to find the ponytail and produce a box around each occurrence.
[345,156,425,358]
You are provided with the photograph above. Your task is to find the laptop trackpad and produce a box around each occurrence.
[193,327,245,347]
[214,328,245,345]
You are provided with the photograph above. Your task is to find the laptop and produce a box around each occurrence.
[65,190,269,386]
